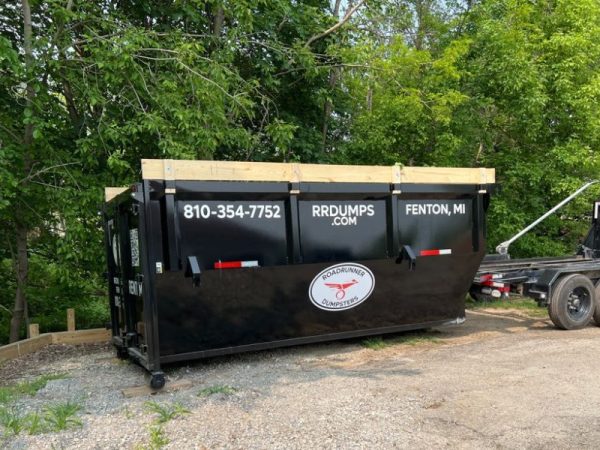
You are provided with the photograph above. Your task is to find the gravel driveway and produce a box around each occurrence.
[3,308,600,449]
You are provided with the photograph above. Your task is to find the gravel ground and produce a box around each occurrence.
[3,309,600,449]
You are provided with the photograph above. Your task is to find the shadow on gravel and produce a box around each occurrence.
[0,309,581,401]
[161,310,548,370]
[156,308,591,395]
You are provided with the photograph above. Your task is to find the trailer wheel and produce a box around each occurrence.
[548,274,595,330]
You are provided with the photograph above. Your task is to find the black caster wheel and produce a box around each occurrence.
[116,347,129,360]
[150,372,166,390]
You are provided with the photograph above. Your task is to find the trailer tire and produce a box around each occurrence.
[469,290,487,302]
[548,274,595,330]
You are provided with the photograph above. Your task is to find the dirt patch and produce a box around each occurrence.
[0,343,112,385]
[3,310,600,449]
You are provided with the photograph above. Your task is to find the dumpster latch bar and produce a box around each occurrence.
[186,256,202,287]
[397,245,417,271]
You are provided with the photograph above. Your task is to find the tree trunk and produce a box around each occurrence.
[9,227,28,343]
[321,67,339,152]
[414,0,425,51]
[10,0,34,343]
[321,0,344,153]
[212,6,224,37]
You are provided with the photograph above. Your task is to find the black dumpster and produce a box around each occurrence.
[104,159,495,388]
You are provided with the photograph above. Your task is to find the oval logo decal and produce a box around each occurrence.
[309,263,375,311]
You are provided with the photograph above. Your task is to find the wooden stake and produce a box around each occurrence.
[67,308,75,332]
[28,323,39,338]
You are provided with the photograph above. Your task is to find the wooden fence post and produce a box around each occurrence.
[67,309,75,332]
[28,323,39,338]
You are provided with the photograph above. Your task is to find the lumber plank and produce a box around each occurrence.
[121,379,193,398]
[294,163,392,183]
[140,159,496,184]
[51,328,111,345]
[142,159,294,182]
[0,342,21,362]
[0,329,111,363]
[0,335,54,363]
[17,334,53,356]
[400,167,496,185]
[105,187,128,202]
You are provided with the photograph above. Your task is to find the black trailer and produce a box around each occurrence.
[104,159,495,388]
[471,182,600,330]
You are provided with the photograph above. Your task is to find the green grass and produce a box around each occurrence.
[466,296,548,318]
[197,385,237,397]
[361,337,388,350]
[0,401,82,436]
[362,331,442,350]
[26,412,45,435]
[43,401,83,431]
[0,407,31,436]
[0,373,67,404]
[148,425,169,449]
[135,425,170,450]
[144,401,190,424]
[122,405,134,419]
[0,373,82,437]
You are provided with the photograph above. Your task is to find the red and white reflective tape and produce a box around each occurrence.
[419,249,452,257]
[214,260,259,269]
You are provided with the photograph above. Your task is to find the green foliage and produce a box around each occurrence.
[0,0,334,343]
[42,401,83,431]
[197,385,237,397]
[460,0,600,256]
[25,412,45,435]
[334,0,600,257]
[467,296,548,318]
[361,337,388,350]
[148,425,170,449]
[0,374,81,436]
[0,408,56,436]
[0,373,67,403]
[0,406,30,436]
[2,0,600,341]
[135,425,170,450]
[362,331,442,350]
[144,401,190,424]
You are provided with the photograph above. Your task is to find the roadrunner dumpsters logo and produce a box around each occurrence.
[309,263,375,311]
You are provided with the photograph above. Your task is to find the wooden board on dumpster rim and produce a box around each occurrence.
[140,159,495,185]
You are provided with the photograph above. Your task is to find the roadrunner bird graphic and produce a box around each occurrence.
[324,279,359,300]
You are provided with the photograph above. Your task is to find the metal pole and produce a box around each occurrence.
[496,180,600,255]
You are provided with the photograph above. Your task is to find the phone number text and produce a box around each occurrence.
[182,204,282,220]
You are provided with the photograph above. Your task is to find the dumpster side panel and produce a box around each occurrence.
[177,200,289,268]
[152,185,485,360]
[298,200,388,263]
[154,254,479,357]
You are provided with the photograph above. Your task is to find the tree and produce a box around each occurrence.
[335,0,600,256]
[459,0,600,255]
[0,0,352,343]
